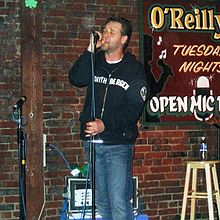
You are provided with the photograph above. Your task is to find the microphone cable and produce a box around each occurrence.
[46,143,72,172]
[80,162,91,220]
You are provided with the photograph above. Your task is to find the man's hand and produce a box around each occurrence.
[85,118,105,136]
[87,31,104,53]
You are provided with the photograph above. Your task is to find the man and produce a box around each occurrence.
[69,16,149,220]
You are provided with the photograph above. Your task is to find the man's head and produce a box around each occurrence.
[105,16,132,50]
[101,16,132,53]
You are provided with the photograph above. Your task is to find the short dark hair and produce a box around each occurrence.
[106,16,132,50]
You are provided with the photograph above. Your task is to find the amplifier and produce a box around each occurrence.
[64,176,138,213]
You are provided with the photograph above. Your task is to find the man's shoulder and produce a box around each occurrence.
[123,52,145,73]
[124,51,144,67]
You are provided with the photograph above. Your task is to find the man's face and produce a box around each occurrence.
[101,21,127,53]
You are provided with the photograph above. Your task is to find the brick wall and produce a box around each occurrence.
[0,0,21,219]
[0,0,218,219]
[135,124,217,219]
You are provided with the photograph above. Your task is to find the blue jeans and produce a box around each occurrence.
[84,142,134,220]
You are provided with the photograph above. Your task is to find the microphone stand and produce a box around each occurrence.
[15,107,27,219]
[90,36,98,220]
[90,135,96,220]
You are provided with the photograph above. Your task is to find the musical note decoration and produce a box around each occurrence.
[157,36,162,45]
[159,49,167,59]
[25,0,38,9]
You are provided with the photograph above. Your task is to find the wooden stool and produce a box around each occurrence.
[180,161,220,220]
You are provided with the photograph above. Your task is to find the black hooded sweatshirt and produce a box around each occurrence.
[69,50,149,144]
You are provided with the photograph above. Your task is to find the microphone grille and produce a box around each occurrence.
[196,76,210,88]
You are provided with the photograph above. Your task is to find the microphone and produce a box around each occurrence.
[157,59,174,76]
[193,76,213,121]
[194,76,211,96]
[13,96,27,110]
[92,31,100,44]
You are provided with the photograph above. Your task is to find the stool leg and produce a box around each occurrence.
[181,163,191,220]
[190,167,197,220]
[205,163,214,220]
[211,164,220,219]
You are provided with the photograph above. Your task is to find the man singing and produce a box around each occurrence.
[69,16,149,220]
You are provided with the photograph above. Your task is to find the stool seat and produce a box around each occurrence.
[180,160,220,220]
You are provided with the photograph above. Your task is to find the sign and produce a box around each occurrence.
[141,0,220,124]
